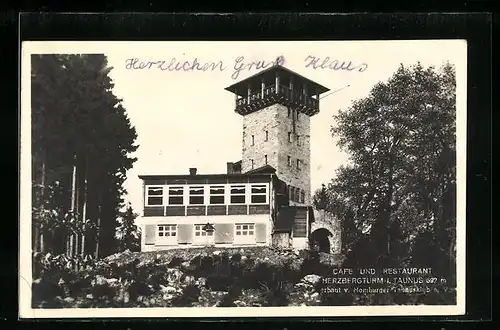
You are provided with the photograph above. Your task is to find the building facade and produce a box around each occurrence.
[138,64,335,252]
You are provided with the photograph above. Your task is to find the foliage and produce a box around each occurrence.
[313,62,456,273]
[116,204,141,252]
[31,54,138,256]
[31,247,456,308]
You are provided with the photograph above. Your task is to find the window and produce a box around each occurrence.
[230,185,246,204]
[288,132,292,142]
[194,224,214,237]
[147,186,163,205]
[251,159,254,169]
[158,224,176,237]
[264,155,268,165]
[287,108,291,117]
[251,184,267,204]
[189,186,204,205]
[287,156,291,167]
[300,190,305,203]
[168,186,184,205]
[209,186,225,204]
[297,135,300,146]
[290,186,295,202]
[236,223,255,236]
[297,159,301,170]
[265,130,268,141]
[251,135,255,146]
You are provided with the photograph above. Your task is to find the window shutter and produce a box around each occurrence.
[255,223,267,243]
[144,225,156,245]
[214,223,234,243]
[177,224,193,244]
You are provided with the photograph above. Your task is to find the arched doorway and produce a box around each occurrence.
[310,228,333,253]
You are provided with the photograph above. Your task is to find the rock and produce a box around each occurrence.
[163,293,174,300]
[163,286,177,293]
[233,300,246,307]
[301,274,321,285]
[195,277,207,287]
[166,268,183,284]
[184,275,195,285]
[91,275,107,286]
[63,297,75,303]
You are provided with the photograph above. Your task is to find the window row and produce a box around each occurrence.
[287,132,301,146]
[146,184,268,206]
[287,156,302,170]
[289,185,306,203]
[249,131,302,147]
[250,130,269,146]
[287,108,301,122]
[157,223,255,238]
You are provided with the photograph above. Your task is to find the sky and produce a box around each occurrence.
[22,40,467,214]
[94,40,466,214]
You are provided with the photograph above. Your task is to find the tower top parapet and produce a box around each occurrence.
[224,64,330,117]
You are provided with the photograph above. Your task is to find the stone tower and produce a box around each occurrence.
[225,65,329,206]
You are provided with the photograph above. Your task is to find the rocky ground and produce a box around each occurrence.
[32,247,454,308]
[32,247,345,308]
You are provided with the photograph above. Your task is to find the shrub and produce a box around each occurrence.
[171,284,201,307]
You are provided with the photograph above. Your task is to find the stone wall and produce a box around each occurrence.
[241,104,312,205]
[311,209,342,254]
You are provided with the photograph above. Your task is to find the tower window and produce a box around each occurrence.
[297,135,300,146]
[251,159,254,169]
[287,156,291,167]
[287,108,291,117]
[288,132,292,142]
[264,155,268,165]
[300,190,305,203]
[297,159,301,170]
[251,135,255,146]
[265,130,268,141]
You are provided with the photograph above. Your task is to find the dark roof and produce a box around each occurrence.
[243,164,277,175]
[224,64,330,97]
[138,172,272,181]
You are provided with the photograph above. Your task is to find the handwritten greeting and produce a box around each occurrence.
[124,55,368,79]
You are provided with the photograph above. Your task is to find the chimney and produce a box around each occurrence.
[189,167,197,176]
[227,162,234,174]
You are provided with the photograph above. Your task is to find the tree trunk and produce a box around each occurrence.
[69,234,74,257]
[81,233,85,257]
[81,155,88,256]
[75,233,79,258]
[95,205,101,259]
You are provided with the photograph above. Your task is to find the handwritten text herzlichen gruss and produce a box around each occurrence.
[124,55,369,80]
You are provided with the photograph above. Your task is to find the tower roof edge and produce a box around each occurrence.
[224,64,330,97]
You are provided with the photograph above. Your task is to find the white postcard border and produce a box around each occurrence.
[19,40,467,318]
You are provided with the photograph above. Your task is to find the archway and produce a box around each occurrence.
[310,228,333,253]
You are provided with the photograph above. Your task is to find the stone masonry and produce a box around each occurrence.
[241,104,312,205]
